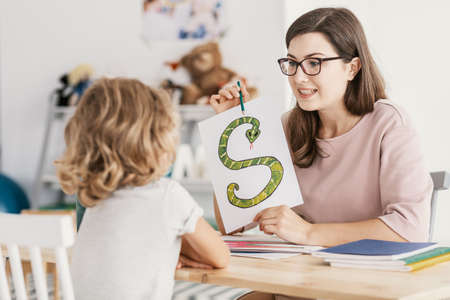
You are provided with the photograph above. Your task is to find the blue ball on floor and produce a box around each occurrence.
[0,173,30,213]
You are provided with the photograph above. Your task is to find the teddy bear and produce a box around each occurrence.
[161,42,257,105]
[55,64,94,106]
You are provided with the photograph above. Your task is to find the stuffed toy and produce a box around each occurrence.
[161,42,257,105]
[55,64,94,106]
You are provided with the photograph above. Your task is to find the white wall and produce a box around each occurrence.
[2,0,449,241]
[0,0,285,208]
[285,0,450,242]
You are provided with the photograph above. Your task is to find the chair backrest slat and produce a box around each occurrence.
[29,246,48,300]
[0,250,12,300]
[0,213,75,300]
[55,247,75,300]
[7,244,27,300]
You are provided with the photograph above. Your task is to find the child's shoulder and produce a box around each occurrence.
[133,177,191,196]
[114,177,180,196]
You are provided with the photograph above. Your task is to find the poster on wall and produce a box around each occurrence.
[142,0,226,43]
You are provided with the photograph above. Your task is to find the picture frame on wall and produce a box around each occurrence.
[142,0,226,43]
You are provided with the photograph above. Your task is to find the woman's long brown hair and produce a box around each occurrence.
[286,7,386,167]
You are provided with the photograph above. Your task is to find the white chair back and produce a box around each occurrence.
[429,171,450,241]
[0,213,75,300]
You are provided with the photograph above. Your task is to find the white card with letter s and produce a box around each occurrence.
[198,97,303,233]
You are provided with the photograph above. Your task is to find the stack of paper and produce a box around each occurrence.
[222,234,323,260]
[313,239,450,272]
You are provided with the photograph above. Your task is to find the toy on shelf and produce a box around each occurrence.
[55,64,94,106]
[171,144,208,180]
[172,144,195,180]
[0,173,30,213]
[161,42,257,105]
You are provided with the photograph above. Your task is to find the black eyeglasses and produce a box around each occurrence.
[277,57,346,76]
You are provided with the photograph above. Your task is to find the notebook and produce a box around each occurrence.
[328,252,450,272]
[313,239,438,261]
[324,247,450,266]
[222,234,323,254]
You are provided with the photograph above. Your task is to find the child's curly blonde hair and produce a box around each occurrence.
[55,77,179,207]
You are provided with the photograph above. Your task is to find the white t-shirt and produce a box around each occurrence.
[71,178,203,300]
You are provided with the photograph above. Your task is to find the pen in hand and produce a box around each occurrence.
[237,80,245,115]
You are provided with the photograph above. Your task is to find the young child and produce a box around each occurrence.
[55,77,229,300]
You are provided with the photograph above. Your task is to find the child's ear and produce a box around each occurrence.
[347,57,361,81]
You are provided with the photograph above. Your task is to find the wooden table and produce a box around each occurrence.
[175,254,450,300]
[4,247,450,299]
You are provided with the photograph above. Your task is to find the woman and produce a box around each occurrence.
[210,7,432,300]
[210,7,432,248]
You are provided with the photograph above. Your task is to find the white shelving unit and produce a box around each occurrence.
[175,105,215,196]
[32,94,72,208]
[177,104,215,121]
[32,98,215,208]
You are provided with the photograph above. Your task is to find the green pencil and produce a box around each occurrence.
[237,80,245,114]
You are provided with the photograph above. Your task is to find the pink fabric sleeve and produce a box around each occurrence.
[378,113,433,242]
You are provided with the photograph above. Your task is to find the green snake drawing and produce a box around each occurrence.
[218,116,284,208]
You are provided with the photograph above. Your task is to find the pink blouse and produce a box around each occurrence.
[282,99,432,242]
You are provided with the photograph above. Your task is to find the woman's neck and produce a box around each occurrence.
[317,104,362,139]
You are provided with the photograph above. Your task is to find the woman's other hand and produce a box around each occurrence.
[253,205,313,245]
[209,81,251,114]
